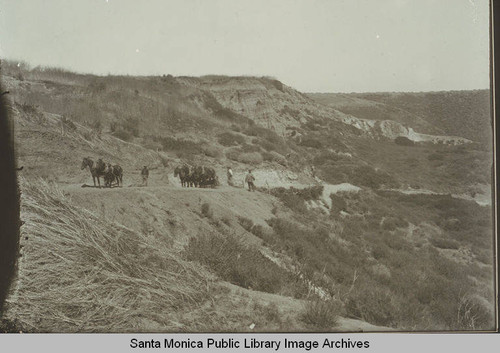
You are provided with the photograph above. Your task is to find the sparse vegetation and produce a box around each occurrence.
[112,128,134,142]
[184,233,308,298]
[201,202,214,219]
[225,149,264,165]
[299,137,323,149]
[217,132,246,146]
[270,186,324,212]
[319,164,399,189]
[8,178,212,332]
[4,59,494,332]
[237,216,254,232]
[264,185,494,330]
[202,144,222,158]
[301,299,342,329]
[394,136,414,146]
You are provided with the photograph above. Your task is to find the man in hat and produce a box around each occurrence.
[244,169,256,192]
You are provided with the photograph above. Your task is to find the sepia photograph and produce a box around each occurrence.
[0,0,496,334]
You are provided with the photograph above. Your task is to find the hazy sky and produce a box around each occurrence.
[0,0,490,92]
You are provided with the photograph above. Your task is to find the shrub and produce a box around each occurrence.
[271,186,324,204]
[455,295,493,330]
[475,249,492,265]
[429,237,460,250]
[60,116,77,132]
[262,151,287,165]
[221,216,231,226]
[90,120,102,135]
[239,143,261,153]
[230,124,242,132]
[268,79,284,92]
[381,217,409,231]
[345,282,397,326]
[269,186,324,214]
[217,132,245,146]
[249,224,265,238]
[203,94,250,123]
[87,79,106,95]
[428,152,444,161]
[301,299,342,328]
[361,166,395,189]
[227,151,263,165]
[280,105,301,118]
[299,138,323,149]
[122,116,140,137]
[184,233,308,297]
[201,203,213,219]
[243,125,282,145]
[155,136,202,156]
[262,303,282,325]
[239,152,263,164]
[260,139,278,152]
[394,136,414,146]
[238,217,254,232]
[141,137,163,151]
[202,144,221,158]
[20,102,39,116]
[329,194,348,214]
[244,125,263,137]
[313,151,341,165]
[303,120,322,131]
[82,131,93,141]
[113,129,133,142]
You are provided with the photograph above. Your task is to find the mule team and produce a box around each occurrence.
[81,157,219,189]
[174,165,219,188]
[81,157,123,188]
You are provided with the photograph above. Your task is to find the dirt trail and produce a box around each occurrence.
[62,181,278,250]
[382,185,492,207]
[42,172,393,332]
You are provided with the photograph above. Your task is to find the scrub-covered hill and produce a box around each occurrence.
[0,61,495,332]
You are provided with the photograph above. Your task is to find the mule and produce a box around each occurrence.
[112,164,123,187]
[174,165,190,187]
[81,157,107,187]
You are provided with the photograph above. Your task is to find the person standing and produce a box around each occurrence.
[227,166,234,187]
[141,166,149,186]
[245,169,256,192]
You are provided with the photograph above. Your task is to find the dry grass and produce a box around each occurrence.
[301,298,342,329]
[184,232,309,299]
[5,178,212,332]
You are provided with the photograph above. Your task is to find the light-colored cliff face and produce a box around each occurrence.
[177,76,346,135]
[340,115,471,144]
[177,76,471,145]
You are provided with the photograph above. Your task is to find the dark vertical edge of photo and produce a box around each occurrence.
[0,61,21,331]
[493,0,500,334]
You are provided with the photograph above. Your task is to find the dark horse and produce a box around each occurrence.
[81,157,106,187]
[191,165,203,187]
[113,164,123,186]
[103,163,123,187]
[110,164,123,187]
[174,165,191,187]
[174,164,218,188]
[200,166,218,188]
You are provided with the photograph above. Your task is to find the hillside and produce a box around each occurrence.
[309,90,492,144]
[0,61,495,332]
